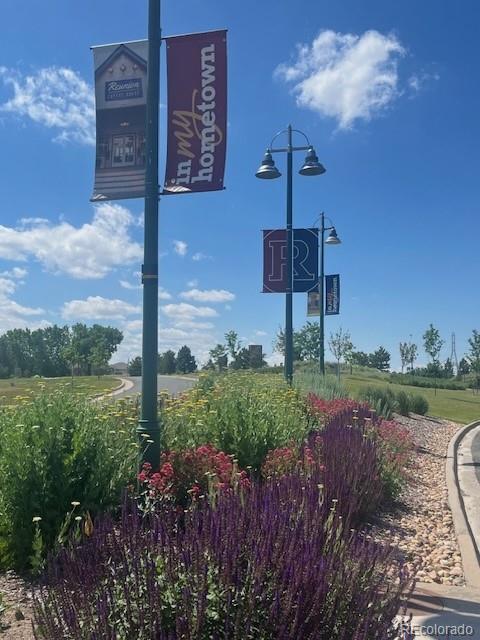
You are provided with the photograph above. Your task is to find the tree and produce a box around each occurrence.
[328,328,352,379]
[209,344,227,369]
[458,357,470,381]
[443,358,454,379]
[224,330,241,363]
[423,324,444,394]
[128,356,142,376]
[407,342,418,373]
[274,327,303,361]
[176,345,197,374]
[423,324,444,365]
[89,344,111,377]
[468,330,480,373]
[158,350,176,374]
[350,351,369,367]
[399,342,409,374]
[202,358,216,371]
[467,330,480,392]
[232,347,251,370]
[369,347,391,372]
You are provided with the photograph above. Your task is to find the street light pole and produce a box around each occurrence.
[319,212,325,376]
[255,126,326,386]
[317,212,341,376]
[285,125,293,384]
[138,0,161,468]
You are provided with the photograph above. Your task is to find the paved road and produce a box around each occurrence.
[473,429,480,484]
[115,375,196,398]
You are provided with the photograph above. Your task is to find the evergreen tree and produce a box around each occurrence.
[128,356,142,376]
[176,346,197,374]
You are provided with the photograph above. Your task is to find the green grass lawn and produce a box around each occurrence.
[0,376,122,406]
[341,372,480,424]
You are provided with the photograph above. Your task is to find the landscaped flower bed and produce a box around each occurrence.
[0,372,415,637]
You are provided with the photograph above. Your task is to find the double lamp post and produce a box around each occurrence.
[255,125,341,382]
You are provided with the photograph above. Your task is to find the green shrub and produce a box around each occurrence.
[294,371,349,400]
[358,386,396,419]
[0,391,138,571]
[389,372,466,391]
[410,394,429,415]
[163,372,311,470]
[395,390,411,416]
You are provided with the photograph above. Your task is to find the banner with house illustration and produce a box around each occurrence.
[163,30,227,194]
[307,288,321,316]
[91,40,148,201]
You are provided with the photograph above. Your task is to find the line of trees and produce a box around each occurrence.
[206,330,267,370]
[128,345,198,377]
[0,324,123,379]
[274,323,391,374]
[397,325,480,383]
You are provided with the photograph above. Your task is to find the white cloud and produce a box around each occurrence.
[173,240,188,257]
[0,277,16,297]
[161,303,218,320]
[0,203,143,279]
[192,252,212,262]
[0,274,46,333]
[0,66,95,145]
[408,71,439,95]
[62,296,141,320]
[180,288,235,303]
[275,29,406,129]
[0,267,28,279]
[187,279,199,288]
[254,330,268,337]
[119,279,171,299]
[175,320,215,330]
[119,280,141,291]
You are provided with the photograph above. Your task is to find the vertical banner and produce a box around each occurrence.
[263,229,318,293]
[91,40,148,201]
[163,30,227,194]
[307,288,321,316]
[325,274,340,315]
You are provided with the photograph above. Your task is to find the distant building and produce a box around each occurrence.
[110,361,129,376]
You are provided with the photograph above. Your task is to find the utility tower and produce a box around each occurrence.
[450,332,459,374]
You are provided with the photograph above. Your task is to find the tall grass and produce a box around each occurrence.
[163,372,311,470]
[294,371,349,400]
[0,391,138,571]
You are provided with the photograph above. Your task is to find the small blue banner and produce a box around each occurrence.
[325,274,340,315]
[263,228,318,293]
[105,78,143,101]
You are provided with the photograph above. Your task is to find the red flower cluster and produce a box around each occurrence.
[261,440,325,479]
[138,444,250,506]
[307,394,363,422]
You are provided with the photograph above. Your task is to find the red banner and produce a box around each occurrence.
[163,30,227,195]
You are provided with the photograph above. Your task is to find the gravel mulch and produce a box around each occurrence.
[369,413,465,586]
[0,572,34,639]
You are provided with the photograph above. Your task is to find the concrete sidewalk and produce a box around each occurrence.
[406,583,480,638]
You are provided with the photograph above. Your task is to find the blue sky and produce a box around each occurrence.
[0,0,478,368]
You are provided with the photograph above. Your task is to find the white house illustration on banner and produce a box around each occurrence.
[92,42,148,201]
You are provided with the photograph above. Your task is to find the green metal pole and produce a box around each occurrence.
[285,124,293,385]
[319,213,325,376]
[138,0,161,469]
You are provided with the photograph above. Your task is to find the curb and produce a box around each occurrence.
[94,377,134,401]
[446,419,480,589]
